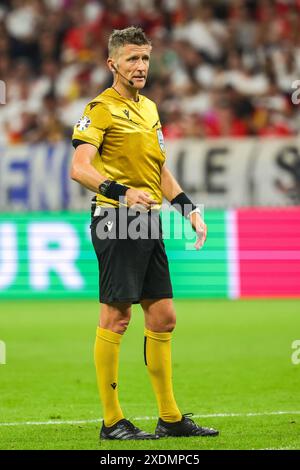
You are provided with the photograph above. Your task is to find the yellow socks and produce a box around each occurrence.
[144,328,181,422]
[94,326,181,426]
[94,326,124,427]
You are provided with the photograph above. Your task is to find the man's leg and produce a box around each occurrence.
[142,298,219,437]
[141,298,182,422]
[94,302,131,427]
[95,301,159,440]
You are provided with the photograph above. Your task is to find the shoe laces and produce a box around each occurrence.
[120,419,137,431]
[182,413,198,426]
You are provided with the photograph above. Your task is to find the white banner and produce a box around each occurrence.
[165,138,300,207]
[251,138,300,206]
[0,138,300,210]
[0,143,91,211]
[165,138,257,207]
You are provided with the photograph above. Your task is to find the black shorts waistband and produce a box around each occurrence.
[92,203,160,218]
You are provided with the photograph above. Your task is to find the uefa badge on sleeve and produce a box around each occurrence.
[76,115,91,131]
[157,128,165,152]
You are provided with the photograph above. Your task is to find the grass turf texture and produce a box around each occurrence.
[0,298,299,450]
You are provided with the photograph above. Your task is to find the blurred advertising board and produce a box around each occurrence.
[1,138,300,210]
[0,209,299,299]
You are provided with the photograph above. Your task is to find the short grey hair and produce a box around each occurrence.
[108,26,151,58]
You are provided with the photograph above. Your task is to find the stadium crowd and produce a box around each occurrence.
[0,0,300,144]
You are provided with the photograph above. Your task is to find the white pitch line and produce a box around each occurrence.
[0,411,300,427]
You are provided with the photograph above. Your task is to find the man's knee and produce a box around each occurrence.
[116,318,131,334]
[149,310,176,332]
[142,299,177,333]
[99,303,132,334]
[163,311,176,332]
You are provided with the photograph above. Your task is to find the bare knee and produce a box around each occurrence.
[99,303,132,334]
[161,311,176,332]
[143,300,177,333]
[116,318,130,334]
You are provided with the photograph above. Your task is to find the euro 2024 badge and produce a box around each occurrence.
[76,115,91,131]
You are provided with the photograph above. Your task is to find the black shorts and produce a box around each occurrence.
[90,206,173,304]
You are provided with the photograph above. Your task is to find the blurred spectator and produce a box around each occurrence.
[0,0,300,144]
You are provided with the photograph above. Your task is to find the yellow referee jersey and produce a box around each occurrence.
[72,87,166,208]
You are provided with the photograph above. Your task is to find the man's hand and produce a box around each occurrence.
[125,188,157,210]
[189,211,207,250]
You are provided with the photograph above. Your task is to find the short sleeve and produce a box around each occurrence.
[72,102,113,149]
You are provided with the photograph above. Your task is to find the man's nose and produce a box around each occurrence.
[136,59,147,71]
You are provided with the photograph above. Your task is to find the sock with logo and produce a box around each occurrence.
[94,326,124,427]
[144,328,182,422]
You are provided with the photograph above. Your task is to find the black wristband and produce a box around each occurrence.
[99,179,129,202]
[170,192,197,218]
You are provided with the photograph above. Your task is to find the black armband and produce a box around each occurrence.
[72,139,97,149]
[98,179,129,201]
[170,192,197,218]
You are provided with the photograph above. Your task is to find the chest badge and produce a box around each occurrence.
[156,128,165,152]
[123,109,130,119]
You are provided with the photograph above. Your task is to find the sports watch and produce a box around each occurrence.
[98,179,113,196]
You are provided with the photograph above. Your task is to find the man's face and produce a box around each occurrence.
[113,44,151,90]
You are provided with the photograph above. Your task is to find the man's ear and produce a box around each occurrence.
[107,58,116,73]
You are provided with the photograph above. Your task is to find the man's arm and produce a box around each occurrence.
[161,164,207,250]
[70,143,107,191]
[70,143,157,209]
[160,164,183,202]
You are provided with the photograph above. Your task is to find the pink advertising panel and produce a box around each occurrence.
[237,209,300,297]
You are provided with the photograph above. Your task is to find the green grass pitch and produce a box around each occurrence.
[0,298,300,450]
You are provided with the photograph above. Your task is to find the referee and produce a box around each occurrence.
[71,26,218,440]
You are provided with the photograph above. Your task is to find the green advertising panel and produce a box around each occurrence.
[162,210,227,298]
[0,211,228,299]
